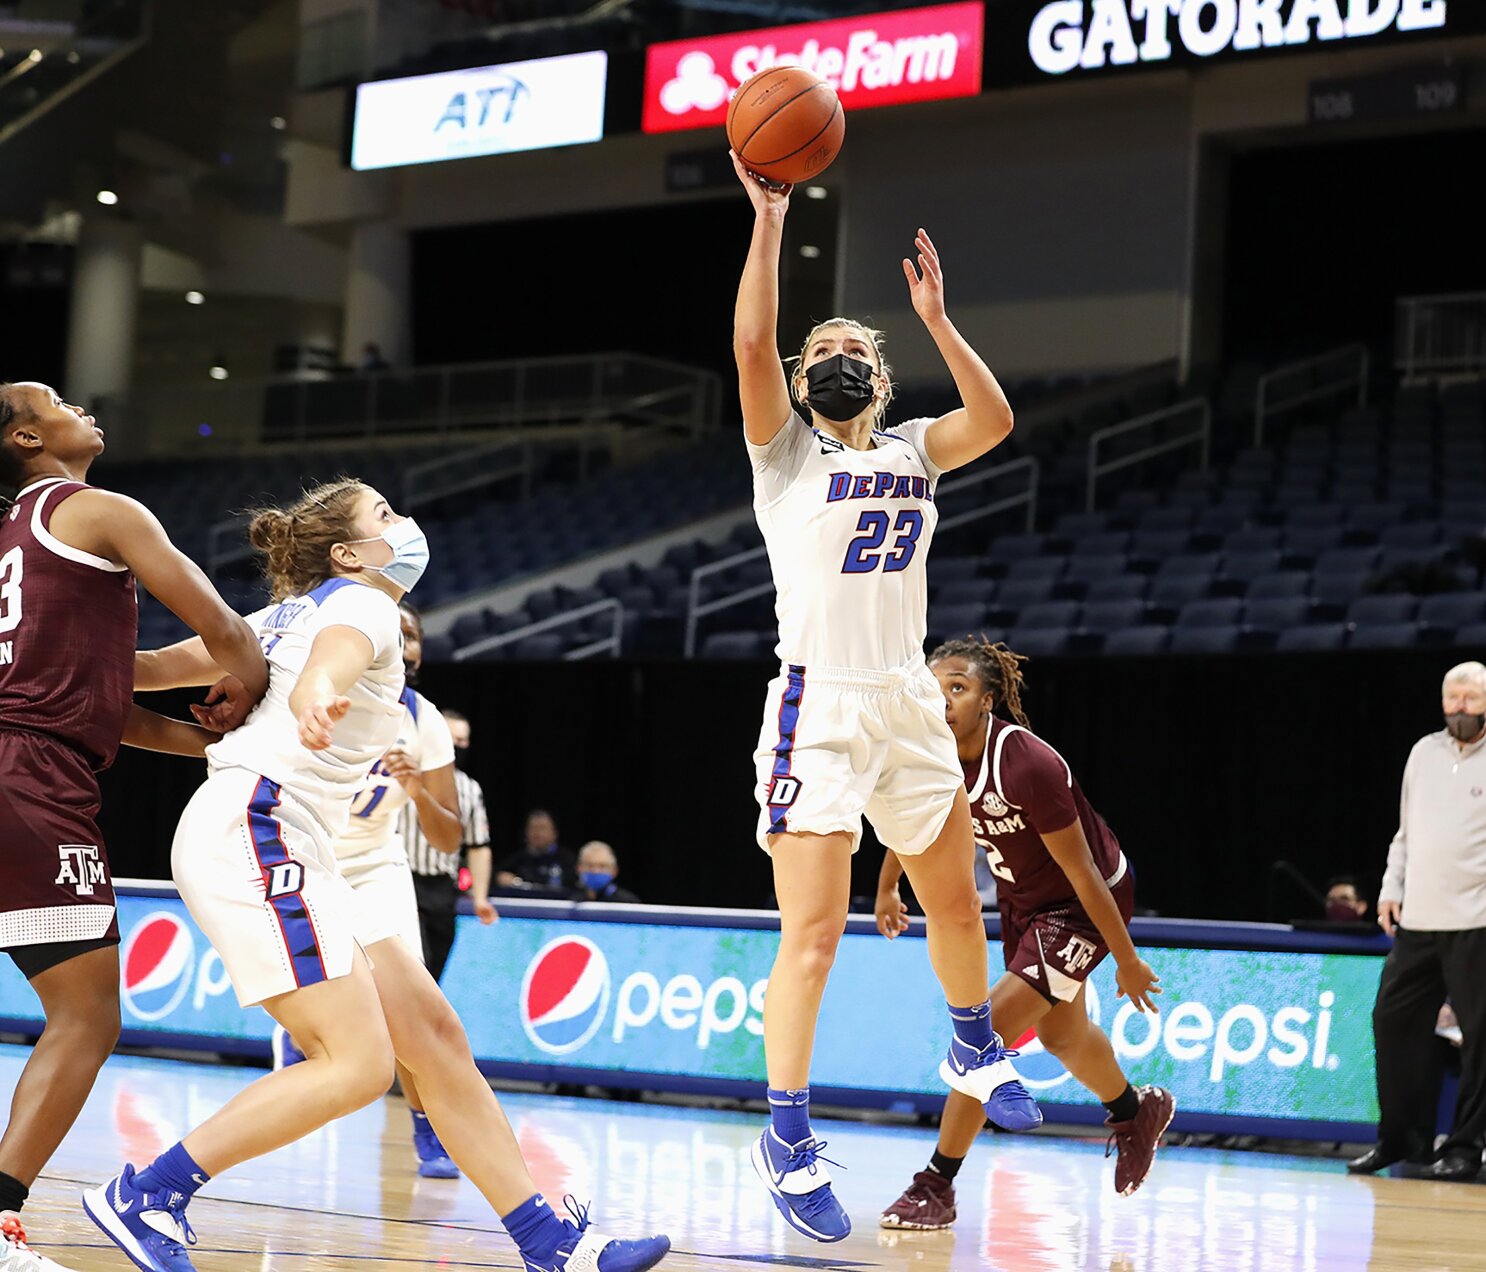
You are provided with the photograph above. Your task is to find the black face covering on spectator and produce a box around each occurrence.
[1446,711,1486,741]
[801,354,876,423]
[453,747,472,772]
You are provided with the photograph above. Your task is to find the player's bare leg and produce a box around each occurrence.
[369,939,537,1211]
[396,1059,458,1179]
[764,830,854,1088]
[881,974,1049,1231]
[752,830,855,1241]
[894,791,987,1008]
[369,936,670,1268]
[1040,988,1174,1196]
[0,946,121,1185]
[85,953,396,1272]
[901,791,1040,1131]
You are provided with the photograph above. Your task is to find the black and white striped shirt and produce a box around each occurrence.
[400,768,491,880]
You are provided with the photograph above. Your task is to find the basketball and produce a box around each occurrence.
[726,66,844,187]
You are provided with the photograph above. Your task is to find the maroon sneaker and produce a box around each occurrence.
[879,1169,957,1230]
[1106,1086,1176,1196]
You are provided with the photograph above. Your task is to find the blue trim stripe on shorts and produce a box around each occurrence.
[768,665,807,834]
[246,776,327,989]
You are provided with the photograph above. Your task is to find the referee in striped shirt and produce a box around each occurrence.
[398,709,496,981]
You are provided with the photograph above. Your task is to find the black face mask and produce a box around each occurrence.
[452,746,472,771]
[1446,712,1486,742]
[801,353,877,423]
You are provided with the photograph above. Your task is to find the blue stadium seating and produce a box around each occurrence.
[1103,626,1171,655]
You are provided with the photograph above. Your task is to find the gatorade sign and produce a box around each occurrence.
[642,2,985,134]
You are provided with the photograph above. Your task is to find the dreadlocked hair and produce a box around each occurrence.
[247,476,367,602]
[929,636,1032,728]
[0,383,27,507]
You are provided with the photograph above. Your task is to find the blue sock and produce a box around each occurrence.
[135,1143,210,1205]
[768,1087,811,1146]
[411,1109,432,1136]
[502,1193,568,1262]
[949,999,994,1052]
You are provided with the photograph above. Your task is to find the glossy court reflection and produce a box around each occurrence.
[6,1046,1483,1271]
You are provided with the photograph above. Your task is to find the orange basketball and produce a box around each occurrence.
[726,66,844,187]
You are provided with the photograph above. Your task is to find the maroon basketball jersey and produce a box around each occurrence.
[963,715,1124,914]
[0,477,137,771]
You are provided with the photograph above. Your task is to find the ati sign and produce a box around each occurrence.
[642,2,984,135]
[1020,0,1455,78]
[351,50,608,170]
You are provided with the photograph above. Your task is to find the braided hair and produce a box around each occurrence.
[928,636,1031,728]
[0,384,28,507]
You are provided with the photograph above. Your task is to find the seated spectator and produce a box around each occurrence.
[495,809,576,891]
[1325,875,1369,923]
[573,841,640,904]
[361,340,390,372]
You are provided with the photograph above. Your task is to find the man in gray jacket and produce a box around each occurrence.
[1350,662,1486,1181]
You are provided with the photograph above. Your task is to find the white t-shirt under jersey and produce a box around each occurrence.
[748,412,942,670]
[206,578,405,834]
[335,688,456,862]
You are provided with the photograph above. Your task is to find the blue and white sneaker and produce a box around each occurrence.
[82,1164,198,1272]
[941,1032,1043,1131]
[271,1024,305,1070]
[414,1123,460,1179]
[750,1128,851,1243]
[521,1198,670,1271]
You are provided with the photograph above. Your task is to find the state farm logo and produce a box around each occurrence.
[643,2,984,134]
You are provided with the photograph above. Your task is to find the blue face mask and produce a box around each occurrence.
[581,871,614,893]
[348,517,429,592]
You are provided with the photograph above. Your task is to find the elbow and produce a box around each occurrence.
[1000,406,1015,438]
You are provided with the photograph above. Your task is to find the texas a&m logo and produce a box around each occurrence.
[56,844,106,896]
[1056,934,1098,975]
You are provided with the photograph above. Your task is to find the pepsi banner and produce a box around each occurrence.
[0,892,1385,1133]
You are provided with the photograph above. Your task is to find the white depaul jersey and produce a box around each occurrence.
[335,688,455,862]
[749,413,942,670]
[206,578,405,834]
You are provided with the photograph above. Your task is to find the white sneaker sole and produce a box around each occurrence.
[749,1137,850,1244]
[879,1212,954,1231]
[82,1184,170,1272]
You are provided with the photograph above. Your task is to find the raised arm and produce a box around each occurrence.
[902,229,1015,472]
[290,625,374,750]
[135,637,221,691]
[61,490,268,701]
[732,152,794,446]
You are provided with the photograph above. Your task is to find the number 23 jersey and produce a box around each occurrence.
[749,413,941,671]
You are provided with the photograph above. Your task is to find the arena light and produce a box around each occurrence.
[95,189,118,206]
[208,364,229,381]
[805,185,829,199]
[184,290,205,305]
[351,50,608,170]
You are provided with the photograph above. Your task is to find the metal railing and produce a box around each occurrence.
[120,352,723,453]
[402,438,536,511]
[684,546,770,658]
[1396,293,1486,380]
[1087,399,1210,512]
[1253,344,1368,447]
[0,0,148,147]
[454,599,624,662]
[682,456,1041,657]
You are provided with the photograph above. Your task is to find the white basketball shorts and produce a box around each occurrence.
[339,844,425,962]
[173,767,357,1007]
[752,656,963,856]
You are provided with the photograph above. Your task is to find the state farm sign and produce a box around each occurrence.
[642,2,984,135]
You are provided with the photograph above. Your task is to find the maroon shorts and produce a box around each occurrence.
[0,729,120,956]
[1000,868,1135,1005]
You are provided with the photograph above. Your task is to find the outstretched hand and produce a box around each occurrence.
[731,150,791,216]
[298,696,350,751]
[902,227,946,327]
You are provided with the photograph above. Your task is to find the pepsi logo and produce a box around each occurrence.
[120,912,196,1022]
[521,937,611,1056]
[1007,982,1103,1092]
